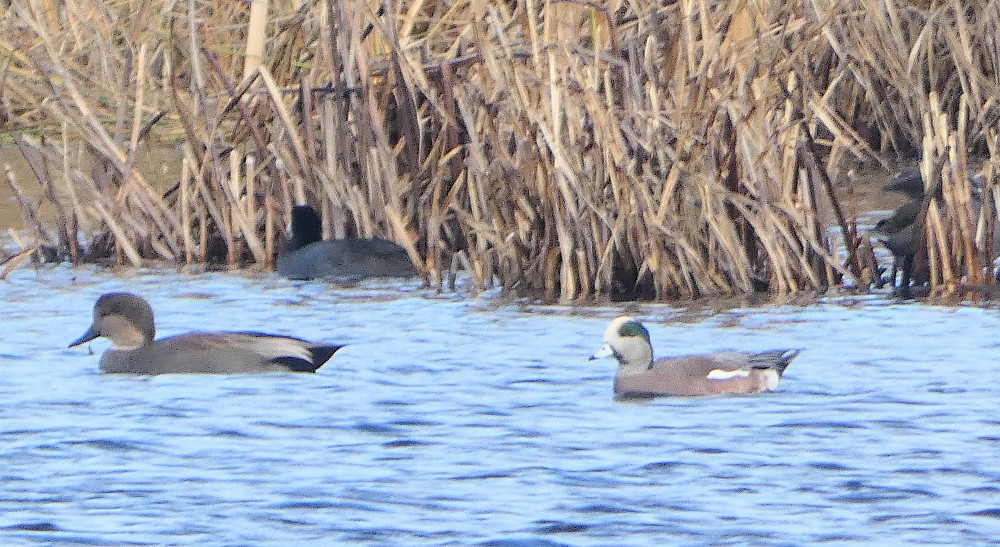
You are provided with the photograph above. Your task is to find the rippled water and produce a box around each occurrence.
[1,265,999,545]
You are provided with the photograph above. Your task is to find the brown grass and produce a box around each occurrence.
[3,0,1000,300]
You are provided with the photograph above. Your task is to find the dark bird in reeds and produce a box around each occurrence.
[873,168,993,297]
[276,205,418,281]
[872,199,924,297]
[69,293,343,374]
[882,168,942,201]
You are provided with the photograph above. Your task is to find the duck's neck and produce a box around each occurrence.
[616,358,651,377]
[289,230,321,250]
[613,338,653,376]
[105,317,152,350]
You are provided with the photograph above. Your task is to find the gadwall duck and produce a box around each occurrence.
[276,205,417,280]
[590,317,800,398]
[69,292,343,374]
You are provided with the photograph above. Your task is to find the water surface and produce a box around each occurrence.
[1,266,998,545]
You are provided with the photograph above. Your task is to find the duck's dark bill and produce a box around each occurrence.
[69,325,100,348]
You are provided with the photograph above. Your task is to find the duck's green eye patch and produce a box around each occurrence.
[618,321,649,340]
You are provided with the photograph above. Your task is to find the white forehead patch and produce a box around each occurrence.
[707,369,751,380]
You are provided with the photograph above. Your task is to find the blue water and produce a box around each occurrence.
[1,265,998,545]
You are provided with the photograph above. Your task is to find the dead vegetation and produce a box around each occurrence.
[2,0,1000,300]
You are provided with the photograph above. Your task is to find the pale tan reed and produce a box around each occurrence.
[2,0,1000,299]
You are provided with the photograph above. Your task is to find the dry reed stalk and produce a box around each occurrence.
[199,214,207,264]
[946,145,983,286]
[4,167,46,250]
[9,136,69,259]
[225,148,266,264]
[243,0,270,81]
[0,246,37,279]
[260,68,313,187]
[908,92,996,294]
[93,200,142,266]
[184,144,233,263]
[180,157,194,264]
[265,193,276,266]
[979,134,1000,278]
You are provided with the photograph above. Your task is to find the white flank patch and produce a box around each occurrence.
[706,369,751,380]
[760,370,780,391]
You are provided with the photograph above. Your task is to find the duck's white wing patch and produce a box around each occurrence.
[239,336,313,362]
[707,369,751,380]
[199,333,314,363]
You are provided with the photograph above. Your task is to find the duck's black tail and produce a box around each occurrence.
[750,349,801,377]
[273,344,344,372]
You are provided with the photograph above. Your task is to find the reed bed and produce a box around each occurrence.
[2,0,1000,300]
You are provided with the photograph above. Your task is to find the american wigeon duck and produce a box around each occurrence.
[276,205,417,280]
[69,292,343,374]
[590,316,800,398]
